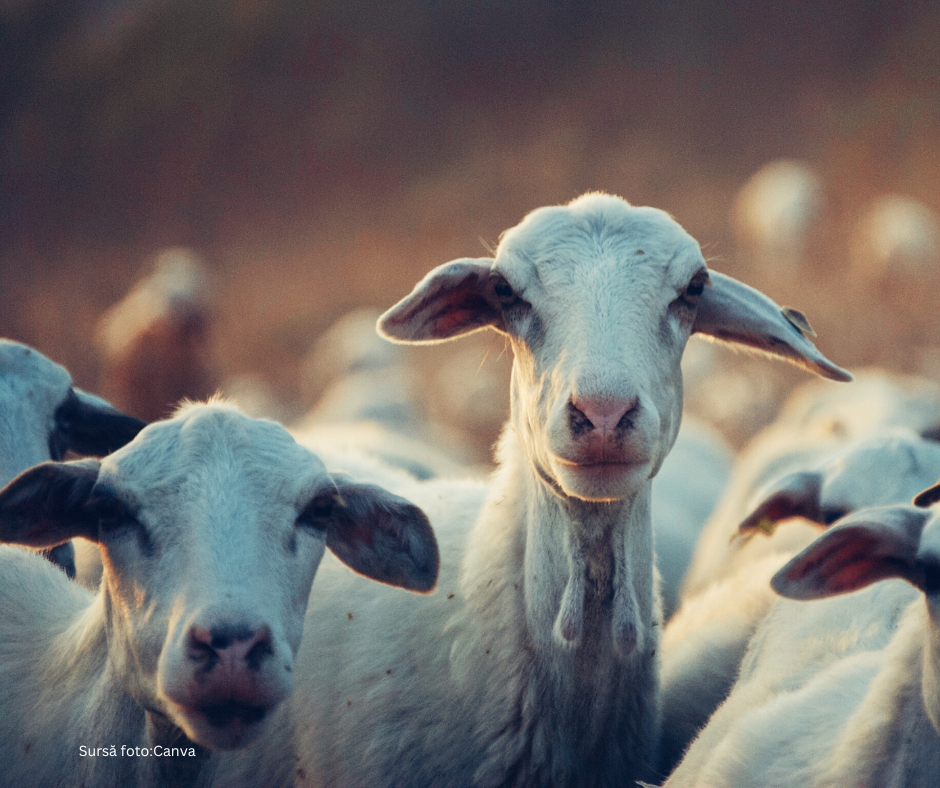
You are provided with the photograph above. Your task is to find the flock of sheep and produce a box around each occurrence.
[2,188,940,788]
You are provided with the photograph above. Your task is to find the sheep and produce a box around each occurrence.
[658,428,940,775]
[0,339,145,577]
[681,370,940,599]
[0,400,439,788]
[296,308,482,479]
[731,159,825,274]
[651,417,733,618]
[96,247,216,421]
[851,194,940,284]
[214,192,850,788]
[664,492,940,787]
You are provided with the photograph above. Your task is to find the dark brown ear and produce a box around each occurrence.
[693,271,852,382]
[378,258,502,344]
[52,388,147,458]
[319,476,439,593]
[738,471,824,539]
[914,480,940,508]
[771,505,929,600]
[0,460,101,548]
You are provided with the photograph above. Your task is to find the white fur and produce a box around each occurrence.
[215,192,848,788]
[665,505,940,787]
[660,428,940,774]
[651,417,732,617]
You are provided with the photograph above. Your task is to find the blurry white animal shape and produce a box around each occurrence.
[298,308,479,478]
[732,160,824,272]
[852,194,940,283]
[653,417,733,617]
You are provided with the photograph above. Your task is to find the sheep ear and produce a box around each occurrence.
[693,271,852,382]
[54,388,147,457]
[378,258,501,344]
[771,505,928,600]
[738,471,824,538]
[325,478,440,593]
[914,480,940,508]
[0,460,101,548]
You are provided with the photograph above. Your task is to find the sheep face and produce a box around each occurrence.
[0,403,437,751]
[380,193,850,503]
[738,431,940,537]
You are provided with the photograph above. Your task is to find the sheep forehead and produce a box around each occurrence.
[822,434,931,504]
[495,194,705,295]
[101,403,327,515]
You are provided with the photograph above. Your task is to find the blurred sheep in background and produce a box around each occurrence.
[731,160,825,274]
[294,308,486,478]
[851,195,940,284]
[95,248,216,421]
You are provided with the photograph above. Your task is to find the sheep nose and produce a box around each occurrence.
[568,395,639,434]
[188,623,274,672]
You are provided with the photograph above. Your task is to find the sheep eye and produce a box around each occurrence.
[89,494,137,535]
[685,274,707,298]
[298,493,338,529]
[493,278,517,305]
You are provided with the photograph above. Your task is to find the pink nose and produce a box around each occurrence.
[569,395,638,433]
[188,623,273,673]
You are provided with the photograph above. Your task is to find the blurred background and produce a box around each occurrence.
[2,0,940,454]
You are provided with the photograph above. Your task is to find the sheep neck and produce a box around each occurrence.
[462,425,660,784]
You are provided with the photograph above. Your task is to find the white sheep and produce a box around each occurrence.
[664,492,940,787]
[215,192,850,788]
[0,401,439,788]
[851,194,940,284]
[0,339,145,577]
[731,159,825,273]
[659,428,940,775]
[651,417,733,617]
[296,308,482,478]
[681,370,940,598]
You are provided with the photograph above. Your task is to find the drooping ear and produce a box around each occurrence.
[53,388,147,457]
[914,479,940,508]
[322,476,439,592]
[737,471,824,538]
[771,505,929,600]
[378,258,502,343]
[693,271,852,382]
[0,459,101,548]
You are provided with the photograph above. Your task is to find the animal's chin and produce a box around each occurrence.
[168,700,273,751]
[551,457,651,501]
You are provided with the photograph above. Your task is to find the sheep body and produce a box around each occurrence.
[665,502,940,787]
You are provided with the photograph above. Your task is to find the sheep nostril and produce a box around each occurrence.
[569,396,639,434]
